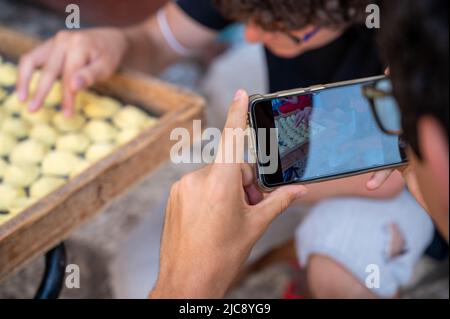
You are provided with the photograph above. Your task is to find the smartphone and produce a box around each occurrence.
[248,76,408,191]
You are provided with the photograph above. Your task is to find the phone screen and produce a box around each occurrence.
[251,78,408,187]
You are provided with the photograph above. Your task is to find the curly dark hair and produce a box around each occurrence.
[378,0,449,159]
[213,0,374,30]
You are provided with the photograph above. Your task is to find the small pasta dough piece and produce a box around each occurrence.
[52,113,86,132]
[83,96,120,119]
[115,128,140,145]
[29,72,62,107]
[0,158,7,178]
[0,183,25,211]
[30,177,65,199]
[43,82,62,107]
[2,92,27,115]
[113,106,148,130]
[30,124,58,147]
[86,143,115,162]
[0,62,17,86]
[21,107,55,124]
[69,160,90,178]
[56,133,90,154]
[8,197,35,215]
[4,163,40,188]
[42,151,81,177]
[0,132,16,156]
[29,71,45,94]
[74,90,99,111]
[144,116,158,128]
[84,120,117,143]
[1,117,29,139]
[0,87,7,101]
[10,139,47,165]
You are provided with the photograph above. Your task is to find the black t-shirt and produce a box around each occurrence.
[177,0,383,92]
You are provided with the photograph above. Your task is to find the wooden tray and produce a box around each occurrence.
[0,26,205,281]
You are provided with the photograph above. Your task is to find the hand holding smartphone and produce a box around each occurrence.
[248,76,408,190]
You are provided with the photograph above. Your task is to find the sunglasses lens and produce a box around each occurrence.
[374,80,402,133]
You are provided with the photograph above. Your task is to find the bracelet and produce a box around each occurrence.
[156,8,194,57]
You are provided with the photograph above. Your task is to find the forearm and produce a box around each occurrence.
[297,171,405,204]
[122,18,181,75]
[120,2,217,75]
[148,254,232,299]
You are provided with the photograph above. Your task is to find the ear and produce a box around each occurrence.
[417,116,449,205]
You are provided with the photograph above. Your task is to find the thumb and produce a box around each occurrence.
[253,185,308,225]
[366,169,394,190]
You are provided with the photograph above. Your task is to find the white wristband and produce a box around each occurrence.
[156,8,194,57]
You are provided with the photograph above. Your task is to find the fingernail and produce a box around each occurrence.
[367,180,376,189]
[18,90,27,101]
[72,76,84,91]
[28,100,39,112]
[64,108,73,118]
[234,89,245,102]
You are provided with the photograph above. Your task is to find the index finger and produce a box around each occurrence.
[223,90,249,130]
[17,40,53,101]
[214,89,249,172]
